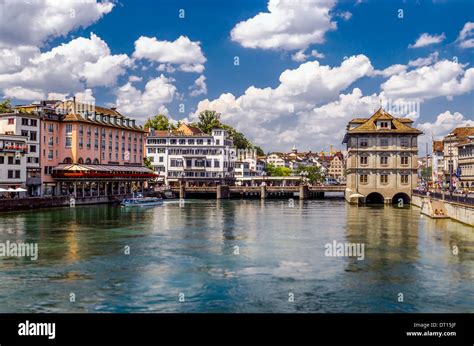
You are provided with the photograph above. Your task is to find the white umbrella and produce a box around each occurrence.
[0,188,6,192]
[14,187,27,192]
[6,188,16,192]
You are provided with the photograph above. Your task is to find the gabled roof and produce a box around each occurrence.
[346,108,422,135]
[175,123,204,135]
[445,127,474,141]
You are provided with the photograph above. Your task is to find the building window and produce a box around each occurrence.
[7,170,13,178]
[360,156,368,165]
[401,175,409,184]
[48,150,53,160]
[380,156,388,165]
[65,136,72,148]
[29,131,37,141]
[359,175,368,183]
[8,118,14,125]
[94,139,98,149]
[79,137,83,148]
[401,156,409,165]
[380,138,389,147]
[30,145,36,152]
[21,130,28,137]
[380,175,388,184]
[159,156,163,163]
[66,124,73,134]
[0,157,3,164]
[22,118,29,126]
[48,124,54,133]
[31,119,37,127]
[360,139,368,147]
[214,160,220,168]
[400,138,409,147]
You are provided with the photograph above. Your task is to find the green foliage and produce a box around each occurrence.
[0,99,13,113]
[296,165,325,184]
[144,114,175,131]
[421,166,432,180]
[195,110,221,134]
[194,109,264,152]
[265,163,292,176]
[143,156,153,170]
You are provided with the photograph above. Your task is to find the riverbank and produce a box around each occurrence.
[411,194,474,226]
[0,195,123,212]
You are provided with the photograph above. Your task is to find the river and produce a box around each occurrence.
[0,198,472,313]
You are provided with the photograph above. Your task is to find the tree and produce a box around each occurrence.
[0,99,13,113]
[144,156,153,170]
[266,163,292,177]
[195,110,221,134]
[296,165,325,184]
[194,109,265,154]
[144,114,175,131]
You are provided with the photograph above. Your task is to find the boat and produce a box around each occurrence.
[121,194,163,207]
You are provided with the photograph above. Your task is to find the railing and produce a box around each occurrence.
[413,189,474,206]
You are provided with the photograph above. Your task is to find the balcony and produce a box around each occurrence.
[1,145,28,153]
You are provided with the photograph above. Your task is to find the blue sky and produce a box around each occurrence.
[0,0,473,152]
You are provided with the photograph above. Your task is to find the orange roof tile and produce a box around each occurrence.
[346,108,422,135]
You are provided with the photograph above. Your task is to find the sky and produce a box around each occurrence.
[0,0,473,153]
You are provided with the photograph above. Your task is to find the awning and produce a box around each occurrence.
[53,163,153,174]
[349,193,365,198]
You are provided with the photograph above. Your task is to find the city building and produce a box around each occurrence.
[324,151,345,181]
[146,123,236,186]
[265,153,288,168]
[457,137,474,190]
[441,127,474,188]
[0,134,28,190]
[18,99,152,197]
[0,112,41,195]
[236,150,265,176]
[234,161,251,182]
[431,140,444,183]
[343,108,422,204]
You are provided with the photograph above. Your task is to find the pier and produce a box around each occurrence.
[171,185,346,199]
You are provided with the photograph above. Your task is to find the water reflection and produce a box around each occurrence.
[0,200,472,313]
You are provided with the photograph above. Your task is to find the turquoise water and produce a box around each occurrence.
[0,198,472,313]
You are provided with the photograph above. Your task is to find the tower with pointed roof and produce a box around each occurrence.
[342,108,422,204]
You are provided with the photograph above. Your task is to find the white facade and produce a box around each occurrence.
[0,134,28,189]
[0,113,41,195]
[146,128,236,185]
[235,161,251,178]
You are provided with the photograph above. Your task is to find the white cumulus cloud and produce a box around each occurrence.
[115,75,176,119]
[0,0,114,48]
[230,0,337,51]
[133,36,206,73]
[408,32,446,48]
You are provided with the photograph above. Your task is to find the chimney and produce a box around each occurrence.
[72,96,76,114]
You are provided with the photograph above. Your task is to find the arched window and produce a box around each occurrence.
[85,158,92,164]
[93,158,99,164]
[63,157,73,164]
[78,158,84,164]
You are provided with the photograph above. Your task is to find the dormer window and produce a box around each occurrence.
[378,121,390,129]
